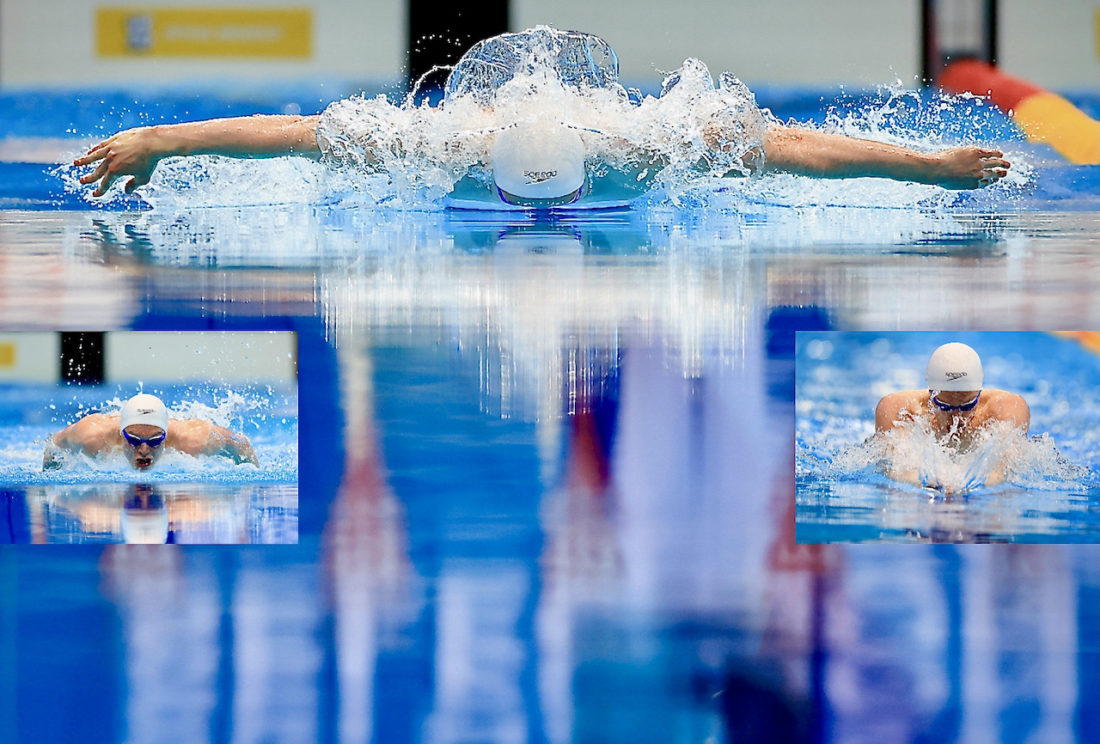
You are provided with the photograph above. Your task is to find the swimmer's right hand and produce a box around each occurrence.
[74,127,168,197]
[929,146,1010,190]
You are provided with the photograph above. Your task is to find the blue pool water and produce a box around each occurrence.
[795,332,1100,543]
[0,81,1098,742]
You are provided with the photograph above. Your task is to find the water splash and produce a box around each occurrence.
[316,29,768,207]
[55,26,1031,211]
[824,418,1093,495]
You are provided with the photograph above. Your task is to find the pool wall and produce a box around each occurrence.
[4,2,1095,89]
[0,331,296,383]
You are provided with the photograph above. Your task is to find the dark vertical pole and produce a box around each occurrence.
[921,0,936,85]
[406,0,509,99]
[985,0,998,65]
[924,0,1000,86]
[60,332,105,385]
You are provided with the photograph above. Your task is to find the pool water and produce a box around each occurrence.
[0,83,1098,742]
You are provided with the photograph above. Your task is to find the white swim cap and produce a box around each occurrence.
[925,343,983,391]
[492,122,586,206]
[119,393,169,434]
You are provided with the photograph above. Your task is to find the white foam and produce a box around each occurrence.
[833,417,1092,494]
[54,27,1030,210]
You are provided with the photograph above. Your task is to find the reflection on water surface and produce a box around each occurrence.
[1,204,1097,741]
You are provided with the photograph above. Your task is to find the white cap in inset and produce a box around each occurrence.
[925,342,983,391]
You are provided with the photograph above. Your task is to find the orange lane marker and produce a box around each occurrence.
[940,60,1100,165]
[1048,331,1100,354]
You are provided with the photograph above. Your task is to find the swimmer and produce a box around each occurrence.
[43,393,259,471]
[873,342,1030,488]
[71,28,1011,207]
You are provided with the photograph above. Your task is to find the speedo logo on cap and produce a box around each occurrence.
[137,408,155,414]
[524,169,557,184]
[944,372,967,380]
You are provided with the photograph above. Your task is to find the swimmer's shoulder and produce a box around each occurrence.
[52,412,121,453]
[875,390,925,431]
[164,417,204,446]
[980,387,1021,401]
[166,418,233,451]
[57,411,116,436]
[980,389,1030,430]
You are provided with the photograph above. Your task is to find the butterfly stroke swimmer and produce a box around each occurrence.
[43,393,259,471]
[72,33,1010,205]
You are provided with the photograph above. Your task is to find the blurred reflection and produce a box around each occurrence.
[121,484,169,544]
[322,329,419,744]
[15,482,295,543]
[321,217,766,424]
[99,538,319,743]
[0,213,132,327]
[2,205,1097,742]
[4,208,1100,334]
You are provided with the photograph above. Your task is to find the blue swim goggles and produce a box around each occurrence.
[930,391,981,412]
[123,430,166,448]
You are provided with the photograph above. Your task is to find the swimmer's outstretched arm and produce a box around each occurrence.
[982,394,1030,487]
[74,115,322,197]
[761,125,1010,190]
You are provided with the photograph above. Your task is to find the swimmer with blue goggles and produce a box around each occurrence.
[874,342,1030,442]
[44,393,259,471]
[929,390,981,413]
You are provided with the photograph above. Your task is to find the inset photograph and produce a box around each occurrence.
[0,331,297,544]
[796,331,1099,543]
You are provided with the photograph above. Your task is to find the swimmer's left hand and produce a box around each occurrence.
[931,146,1010,190]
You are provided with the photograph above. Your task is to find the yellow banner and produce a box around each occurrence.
[96,7,312,58]
[0,343,15,368]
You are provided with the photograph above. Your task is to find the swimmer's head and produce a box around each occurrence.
[926,342,983,392]
[119,394,169,471]
[491,122,586,208]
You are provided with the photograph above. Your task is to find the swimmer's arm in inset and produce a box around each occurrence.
[74,115,323,197]
[172,419,260,466]
[991,392,1030,434]
[42,413,116,470]
[757,125,1010,190]
[982,393,1031,485]
[871,392,928,487]
[873,392,923,434]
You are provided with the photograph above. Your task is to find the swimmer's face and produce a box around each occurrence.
[930,390,981,416]
[122,424,167,470]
